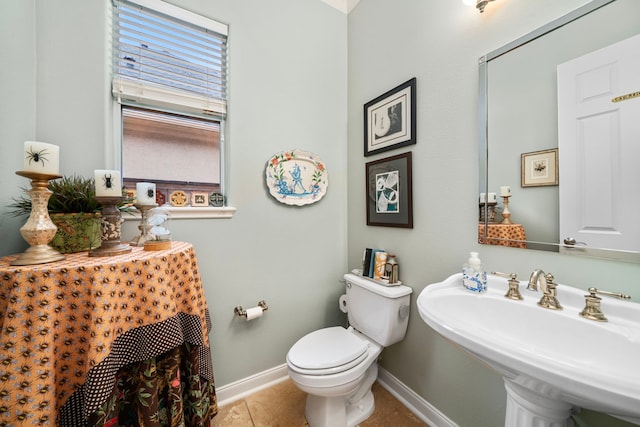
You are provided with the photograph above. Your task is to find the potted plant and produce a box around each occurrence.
[8,175,103,253]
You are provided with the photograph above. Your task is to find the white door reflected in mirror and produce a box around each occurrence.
[558,34,640,252]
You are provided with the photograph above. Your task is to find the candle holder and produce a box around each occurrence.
[479,202,497,223]
[89,196,132,257]
[501,195,513,224]
[11,171,66,266]
[130,203,158,247]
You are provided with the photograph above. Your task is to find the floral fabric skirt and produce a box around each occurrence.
[89,343,217,427]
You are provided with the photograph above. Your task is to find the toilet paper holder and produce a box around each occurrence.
[234,300,268,318]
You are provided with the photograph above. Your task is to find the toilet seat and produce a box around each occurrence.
[287,327,368,376]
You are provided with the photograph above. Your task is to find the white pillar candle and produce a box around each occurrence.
[94,170,122,197]
[23,141,60,175]
[479,193,486,203]
[136,182,156,205]
[487,192,497,203]
[500,186,511,197]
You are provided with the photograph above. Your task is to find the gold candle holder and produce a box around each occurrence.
[130,203,158,247]
[11,171,66,266]
[89,196,132,257]
[501,195,513,224]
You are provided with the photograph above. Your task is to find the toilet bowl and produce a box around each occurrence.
[286,273,412,427]
[287,327,382,427]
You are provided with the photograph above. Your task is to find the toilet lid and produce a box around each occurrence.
[288,327,368,372]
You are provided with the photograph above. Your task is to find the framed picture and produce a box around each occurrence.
[209,192,224,207]
[364,78,416,157]
[191,192,209,207]
[124,189,137,203]
[521,148,558,187]
[366,152,413,228]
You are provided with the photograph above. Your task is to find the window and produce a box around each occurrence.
[112,0,230,212]
[121,106,220,195]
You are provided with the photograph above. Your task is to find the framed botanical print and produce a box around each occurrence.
[521,148,558,187]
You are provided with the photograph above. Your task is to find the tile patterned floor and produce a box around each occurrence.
[212,379,428,426]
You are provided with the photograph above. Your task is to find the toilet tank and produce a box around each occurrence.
[344,273,412,347]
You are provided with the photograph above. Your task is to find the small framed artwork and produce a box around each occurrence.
[364,78,416,157]
[156,190,167,206]
[521,148,558,187]
[169,190,188,207]
[124,189,137,203]
[366,152,413,228]
[191,192,209,207]
[209,192,224,207]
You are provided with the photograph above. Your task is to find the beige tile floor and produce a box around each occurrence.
[212,379,428,427]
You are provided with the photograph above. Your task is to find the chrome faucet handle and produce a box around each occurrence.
[537,273,563,310]
[579,287,631,323]
[492,272,523,301]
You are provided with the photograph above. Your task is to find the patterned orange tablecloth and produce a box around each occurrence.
[478,223,527,248]
[0,241,216,426]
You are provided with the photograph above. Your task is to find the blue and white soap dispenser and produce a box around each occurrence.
[462,252,487,293]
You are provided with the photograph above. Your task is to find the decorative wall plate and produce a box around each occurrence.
[266,149,328,206]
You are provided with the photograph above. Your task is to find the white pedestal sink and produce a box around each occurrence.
[417,273,640,426]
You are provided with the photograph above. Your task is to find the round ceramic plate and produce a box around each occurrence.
[265,149,328,206]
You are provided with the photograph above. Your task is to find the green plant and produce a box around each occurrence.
[8,174,102,217]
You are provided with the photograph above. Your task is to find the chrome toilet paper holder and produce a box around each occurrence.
[234,300,268,318]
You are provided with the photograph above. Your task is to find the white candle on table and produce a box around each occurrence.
[500,186,511,197]
[136,182,156,205]
[94,170,122,197]
[479,193,486,203]
[23,141,60,175]
[487,192,497,203]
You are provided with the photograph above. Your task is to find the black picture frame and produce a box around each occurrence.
[366,152,413,228]
[364,78,416,157]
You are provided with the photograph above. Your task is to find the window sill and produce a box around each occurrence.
[123,206,236,220]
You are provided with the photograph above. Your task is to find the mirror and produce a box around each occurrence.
[479,0,640,262]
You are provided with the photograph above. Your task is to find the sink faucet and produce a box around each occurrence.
[527,269,548,293]
[528,269,563,310]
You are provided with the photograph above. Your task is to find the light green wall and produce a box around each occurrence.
[0,1,36,251]
[1,1,638,426]
[0,0,348,387]
[347,1,639,426]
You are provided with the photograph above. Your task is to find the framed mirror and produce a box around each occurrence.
[479,0,640,262]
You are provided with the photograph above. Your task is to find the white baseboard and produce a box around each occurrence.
[215,363,457,427]
[216,364,289,407]
[377,366,458,427]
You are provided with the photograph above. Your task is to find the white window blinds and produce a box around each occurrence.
[112,0,228,117]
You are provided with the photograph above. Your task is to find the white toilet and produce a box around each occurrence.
[286,273,412,427]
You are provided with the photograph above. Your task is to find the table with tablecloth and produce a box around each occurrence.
[478,223,527,248]
[0,241,217,426]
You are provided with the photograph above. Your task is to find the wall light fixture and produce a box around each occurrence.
[475,0,495,13]
[464,0,495,13]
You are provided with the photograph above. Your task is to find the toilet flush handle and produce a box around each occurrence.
[399,304,410,319]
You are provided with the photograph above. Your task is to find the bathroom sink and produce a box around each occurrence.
[417,273,640,426]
